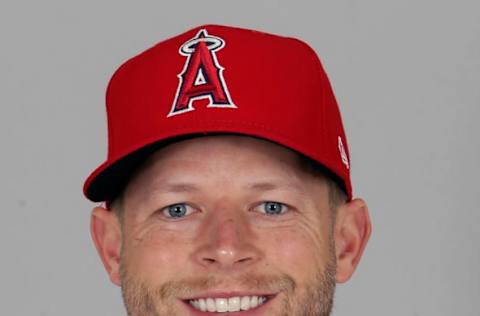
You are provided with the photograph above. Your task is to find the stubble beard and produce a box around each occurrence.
[119,247,336,316]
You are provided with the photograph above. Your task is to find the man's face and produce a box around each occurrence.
[114,136,338,315]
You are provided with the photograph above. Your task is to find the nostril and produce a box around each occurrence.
[237,257,252,263]
[203,257,216,264]
[200,254,253,266]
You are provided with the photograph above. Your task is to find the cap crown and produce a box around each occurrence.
[84,24,352,202]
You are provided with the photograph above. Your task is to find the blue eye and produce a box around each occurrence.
[163,203,190,218]
[261,201,287,215]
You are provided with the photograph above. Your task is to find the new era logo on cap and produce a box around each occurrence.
[338,136,350,170]
[83,24,353,203]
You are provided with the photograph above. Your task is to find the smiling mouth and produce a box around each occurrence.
[188,295,271,313]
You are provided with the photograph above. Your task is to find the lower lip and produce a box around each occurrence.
[182,296,276,316]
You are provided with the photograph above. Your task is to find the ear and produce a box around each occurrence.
[90,206,122,286]
[334,198,372,283]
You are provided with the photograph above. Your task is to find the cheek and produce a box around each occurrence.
[123,227,193,281]
[262,224,332,281]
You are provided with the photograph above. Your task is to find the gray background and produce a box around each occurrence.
[1,0,479,315]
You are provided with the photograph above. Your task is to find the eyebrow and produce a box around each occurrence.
[153,181,304,195]
[156,182,201,193]
[247,181,304,194]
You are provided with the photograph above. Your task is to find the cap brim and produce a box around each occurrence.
[84,135,197,202]
[84,131,351,202]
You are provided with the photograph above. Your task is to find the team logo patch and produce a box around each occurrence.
[168,29,236,117]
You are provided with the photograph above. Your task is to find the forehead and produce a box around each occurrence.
[131,135,304,178]
[121,135,328,204]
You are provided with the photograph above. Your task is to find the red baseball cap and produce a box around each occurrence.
[83,24,353,202]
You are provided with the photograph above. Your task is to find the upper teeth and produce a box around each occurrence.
[189,296,267,313]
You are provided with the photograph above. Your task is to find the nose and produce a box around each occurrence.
[192,213,262,270]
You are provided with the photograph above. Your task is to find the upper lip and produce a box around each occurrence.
[183,291,276,300]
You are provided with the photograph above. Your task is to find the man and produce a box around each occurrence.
[84,24,372,316]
